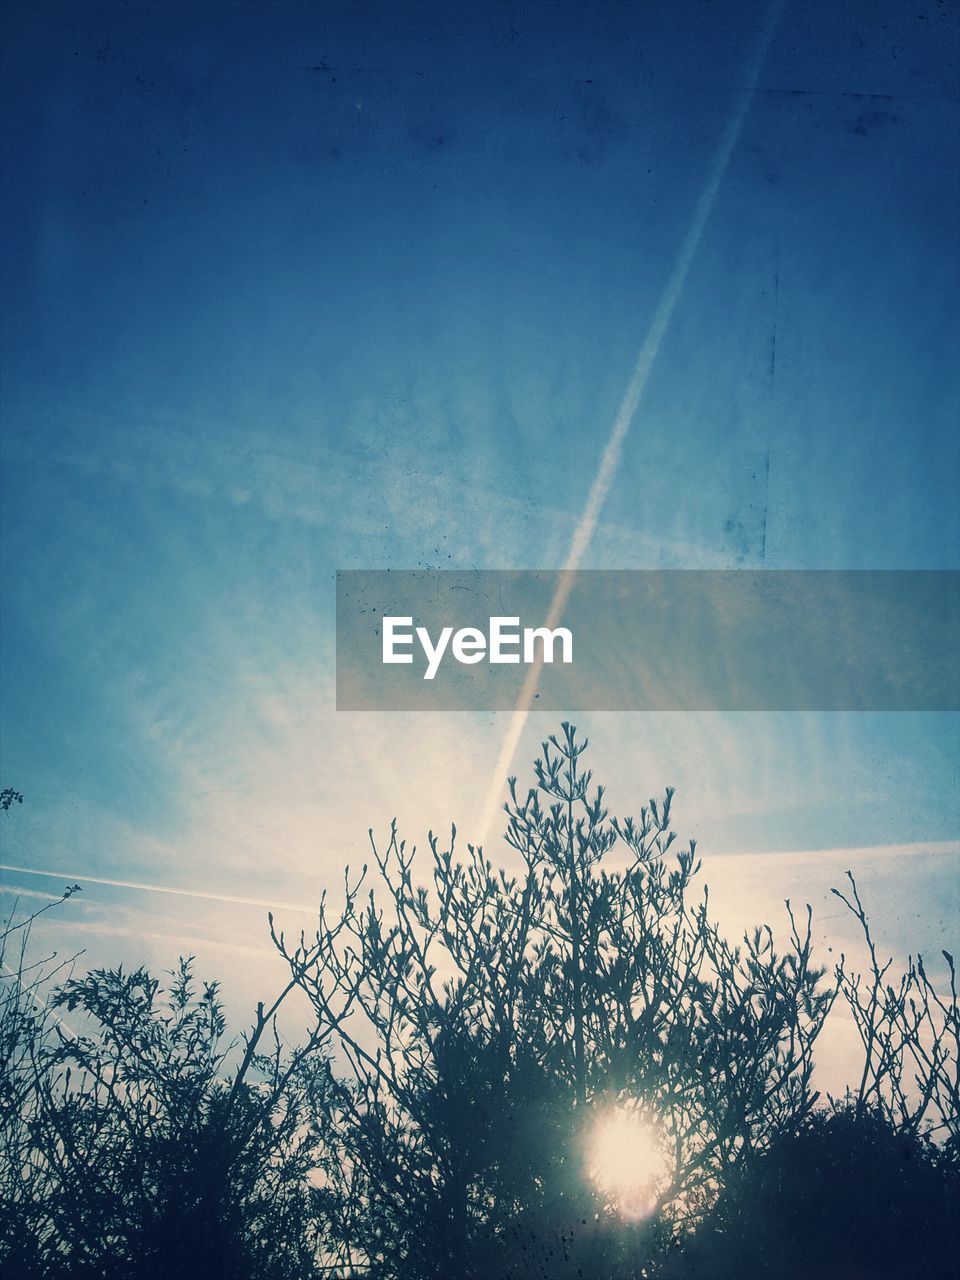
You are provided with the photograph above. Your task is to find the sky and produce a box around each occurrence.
[1,0,958,1085]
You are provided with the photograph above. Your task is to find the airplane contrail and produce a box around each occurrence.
[0,863,317,916]
[705,839,960,867]
[476,0,786,845]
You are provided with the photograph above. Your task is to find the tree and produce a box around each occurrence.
[0,953,334,1280]
[274,724,835,1278]
[0,788,24,812]
[832,872,959,1144]
[3,731,957,1278]
[0,886,82,1279]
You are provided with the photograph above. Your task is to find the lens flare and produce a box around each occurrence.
[587,1104,668,1219]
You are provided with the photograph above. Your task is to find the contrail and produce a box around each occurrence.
[706,839,960,867]
[476,0,786,845]
[0,863,317,916]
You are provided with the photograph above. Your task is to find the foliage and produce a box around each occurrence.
[0,788,24,812]
[657,1103,960,1280]
[273,725,835,1278]
[0,885,81,1279]
[1,730,958,1279]
[0,943,332,1279]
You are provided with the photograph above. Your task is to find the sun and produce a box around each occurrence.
[587,1103,669,1220]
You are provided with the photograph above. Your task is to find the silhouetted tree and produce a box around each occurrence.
[832,872,959,1143]
[2,734,958,1280]
[0,788,24,812]
[1,952,333,1280]
[1,790,84,1278]
[274,725,835,1278]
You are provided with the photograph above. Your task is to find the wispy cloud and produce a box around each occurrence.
[3,401,730,572]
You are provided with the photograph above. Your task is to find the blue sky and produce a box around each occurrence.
[1,0,958,1082]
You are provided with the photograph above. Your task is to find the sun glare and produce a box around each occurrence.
[587,1104,668,1220]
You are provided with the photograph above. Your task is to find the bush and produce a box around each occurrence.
[0,955,332,1280]
[660,1104,960,1280]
